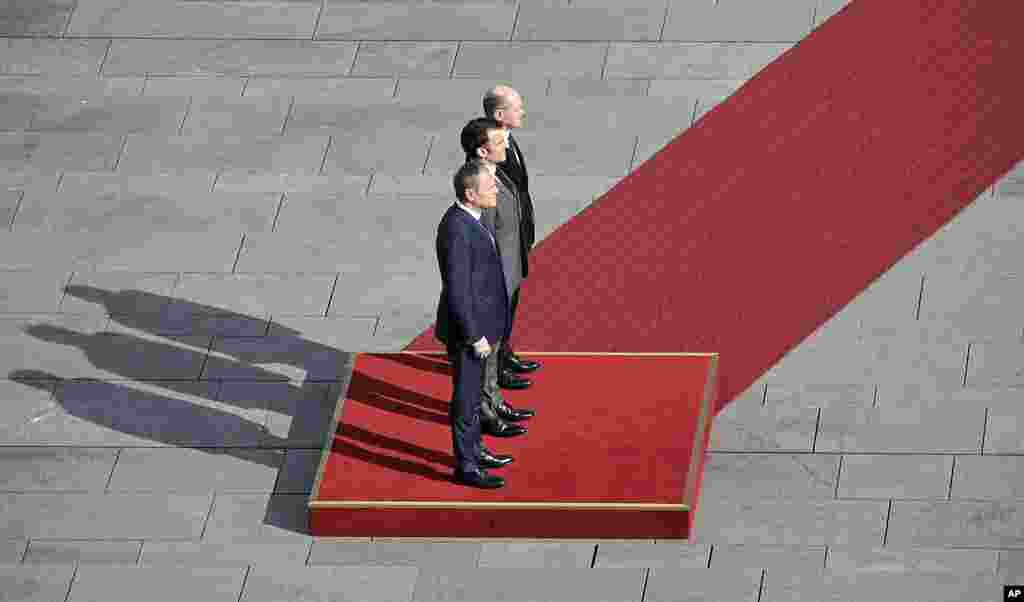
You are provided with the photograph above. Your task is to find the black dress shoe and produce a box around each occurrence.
[454,468,505,489]
[481,417,527,437]
[494,401,535,422]
[504,354,540,374]
[479,447,513,468]
[498,370,531,390]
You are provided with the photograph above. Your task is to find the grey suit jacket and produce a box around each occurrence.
[481,166,523,302]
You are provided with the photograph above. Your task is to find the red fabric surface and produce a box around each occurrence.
[315,353,712,504]
[405,0,1024,412]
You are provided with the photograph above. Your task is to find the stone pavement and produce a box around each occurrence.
[1,1,1023,600]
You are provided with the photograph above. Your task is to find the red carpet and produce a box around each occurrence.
[405,0,1024,411]
[309,352,716,538]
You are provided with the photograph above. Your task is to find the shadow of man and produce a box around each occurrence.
[11,285,461,531]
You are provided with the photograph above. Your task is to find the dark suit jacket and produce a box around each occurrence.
[434,203,510,348]
[480,166,523,302]
[497,132,536,277]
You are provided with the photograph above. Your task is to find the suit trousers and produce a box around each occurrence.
[447,343,484,474]
[481,337,504,409]
[498,288,521,363]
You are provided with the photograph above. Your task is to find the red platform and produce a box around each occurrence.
[309,352,717,538]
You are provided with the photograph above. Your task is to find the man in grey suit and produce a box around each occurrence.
[459,118,536,438]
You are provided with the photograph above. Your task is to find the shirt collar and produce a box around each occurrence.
[455,200,482,221]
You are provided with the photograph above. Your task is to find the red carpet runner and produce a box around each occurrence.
[405,0,1024,411]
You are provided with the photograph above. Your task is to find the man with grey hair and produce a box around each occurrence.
[483,85,541,389]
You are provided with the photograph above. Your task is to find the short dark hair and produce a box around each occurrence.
[460,117,501,159]
[453,159,487,203]
[483,88,507,118]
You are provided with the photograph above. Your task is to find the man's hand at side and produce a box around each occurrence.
[472,337,492,359]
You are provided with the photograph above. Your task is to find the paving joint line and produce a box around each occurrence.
[600,42,611,79]
[134,539,144,564]
[755,568,765,602]
[881,498,893,546]
[979,408,988,455]
[280,96,295,135]
[448,41,462,78]
[705,543,713,567]
[239,76,250,97]
[947,455,956,499]
[231,233,245,273]
[270,192,286,232]
[347,41,361,76]
[509,1,522,41]
[103,448,122,492]
[810,407,821,452]
[61,4,77,38]
[111,135,128,171]
[421,136,435,175]
[914,274,925,320]
[658,1,670,41]
[177,95,192,134]
[639,567,650,602]
[589,543,598,567]
[61,562,78,602]
[312,0,326,40]
[833,454,843,499]
[8,190,23,231]
[199,491,217,539]
[318,135,332,175]
[364,171,375,196]
[962,342,972,387]
[324,272,339,317]
[97,39,112,75]
[628,135,640,172]
[391,78,400,98]
[210,169,221,193]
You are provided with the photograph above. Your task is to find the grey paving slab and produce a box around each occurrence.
[527,175,620,207]
[139,538,311,566]
[169,272,337,319]
[321,130,434,175]
[710,544,825,573]
[0,447,117,491]
[0,539,28,563]
[887,500,1024,547]
[368,174,450,196]
[0,168,61,194]
[513,1,667,41]
[14,190,281,234]
[242,565,417,602]
[0,565,75,602]
[58,169,217,197]
[317,0,516,40]
[648,78,746,117]
[67,0,320,38]
[275,449,320,494]
[392,77,547,109]
[952,456,1024,499]
[218,381,335,448]
[548,77,651,97]
[664,0,813,42]
[692,499,887,546]
[605,42,791,79]
[0,0,76,35]
[309,541,480,567]
[243,77,396,101]
[104,40,359,77]
[0,314,115,383]
[0,39,109,77]
[633,126,690,169]
[874,384,1024,412]
[838,454,953,500]
[60,272,179,315]
[0,230,241,272]
[143,76,246,98]
[411,568,645,602]
[966,341,1024,388]
[0,270,71,312]
[23,540,142,565]
[215,172,369,194]
[765,383,874,410]
[25,94,188,135]
[104,309,271,339]
[206,333,358,382]
[918,271,1024,340]
[0,492,211,539]
[0,75,146,97]
[117,133,329,174]
[592,542,708,568]
[826,546,998,576]
[203,493,310,540]
[181,96,291,136]
[702,453,838,499]
[816,406,984,453]
[107,448,282,493]
[453,42,607,79]
[515,95,681,137]
[351,42,458,78]
[236,232,432,273]
[67,565,245,602]
[0,92,38,130]
[999,550,1024,582]
[328,267,439,320]
[985,405,1024,454]
[0,132,123,171]
[476,542,595,568]
[709,401,818,452]
[644,567,762,602]
[761,571,999,602]
[287,99,468,137]
[369,311,435,351]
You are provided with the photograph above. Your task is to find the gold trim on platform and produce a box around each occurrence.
[309,500,688,511]
[683,354,718,508]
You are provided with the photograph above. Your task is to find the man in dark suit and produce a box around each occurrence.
[435,160,514,489]
[460,118,536,438]
[483,85,541,389]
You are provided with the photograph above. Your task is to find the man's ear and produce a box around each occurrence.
[476,146,487,159]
